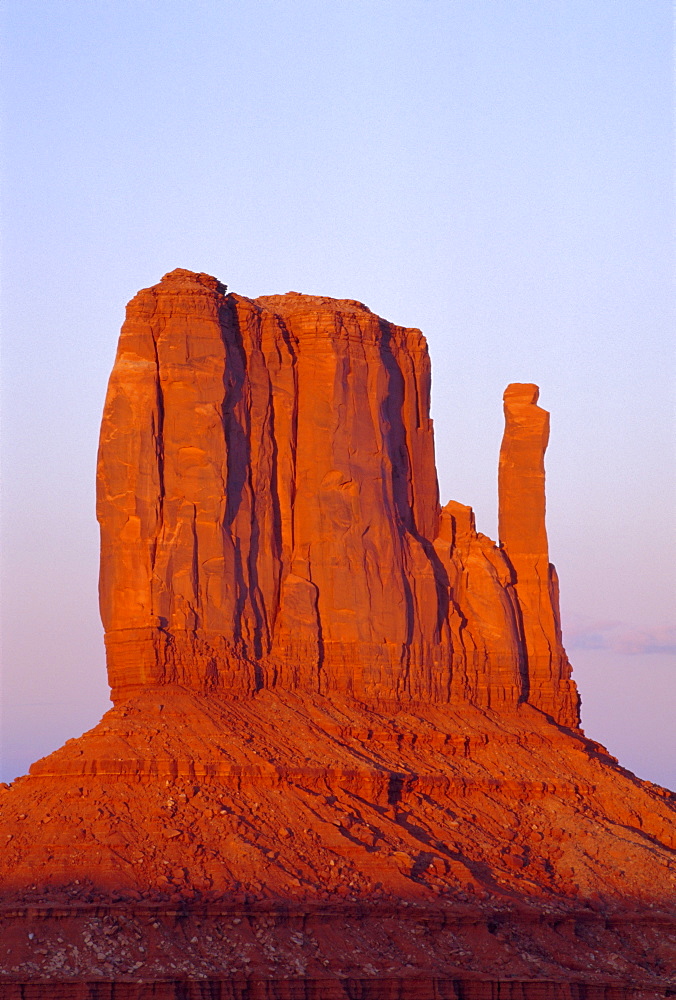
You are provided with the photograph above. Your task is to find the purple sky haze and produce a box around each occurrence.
[1,1,674,787]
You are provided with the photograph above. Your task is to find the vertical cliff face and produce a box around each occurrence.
[97,269,449,704]
[97,269,578,726]
[253,290,445,702]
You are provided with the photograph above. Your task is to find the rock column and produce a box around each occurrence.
[498,384,579,727]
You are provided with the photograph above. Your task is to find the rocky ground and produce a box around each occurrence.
[1,689,674,994]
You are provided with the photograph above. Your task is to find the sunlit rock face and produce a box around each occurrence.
[97,269,577,726]
[497,382,579,724]
[1,271,673,993]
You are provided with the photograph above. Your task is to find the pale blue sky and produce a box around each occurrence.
[1,1,674,785]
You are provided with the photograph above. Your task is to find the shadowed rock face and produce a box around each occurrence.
[97,269,577,726]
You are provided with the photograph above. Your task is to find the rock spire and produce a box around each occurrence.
[498,383,578,723]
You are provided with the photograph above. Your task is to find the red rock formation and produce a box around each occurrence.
[98,270,448,704]
[498,383,578,726]
[433,501,525,711]
[97,270,574,725]
[1,270,673,994]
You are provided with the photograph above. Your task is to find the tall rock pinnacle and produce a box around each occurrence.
[498,383,578,724]
[97,270,579,726]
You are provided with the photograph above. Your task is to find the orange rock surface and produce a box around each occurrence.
[98,270,448,705]
[1,270,673,995]
[498,383,578,726]
[97,270,575,726]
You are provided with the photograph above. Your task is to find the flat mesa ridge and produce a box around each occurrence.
[0,269,673,996]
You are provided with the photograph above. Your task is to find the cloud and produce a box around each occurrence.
[565,616,676,655]
[609,626,676,655]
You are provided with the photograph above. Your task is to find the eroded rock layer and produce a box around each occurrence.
[1,691,674,989]
[97,269,576,726]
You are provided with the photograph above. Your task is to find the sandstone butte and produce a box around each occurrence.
[0,269,673,999]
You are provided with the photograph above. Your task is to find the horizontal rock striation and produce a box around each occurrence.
[1,689,674,989]
[0,981,659,1000]
[97,270,577,726]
